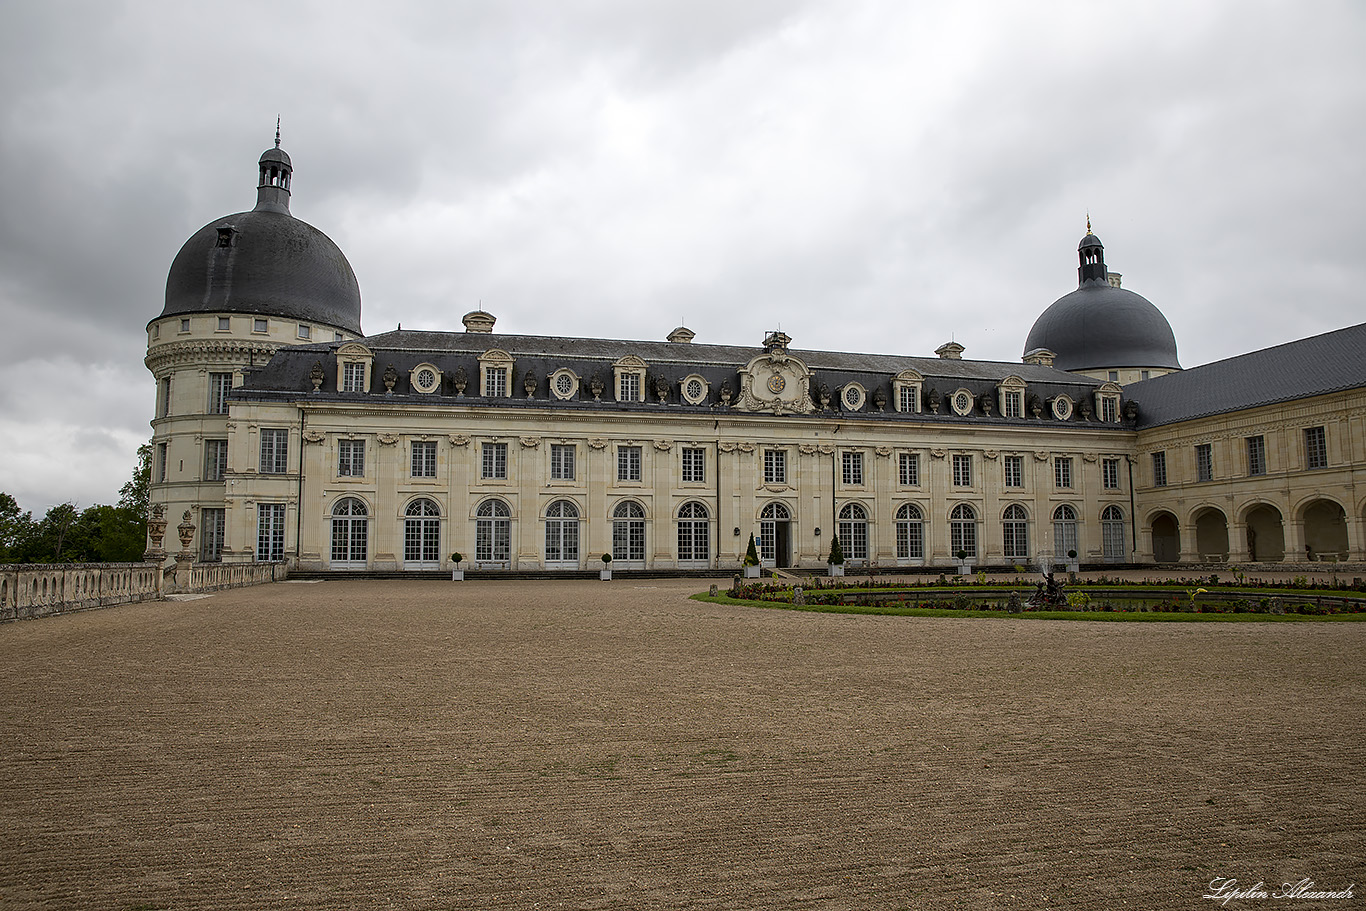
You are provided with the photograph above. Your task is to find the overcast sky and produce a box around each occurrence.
[1,1,1362,515]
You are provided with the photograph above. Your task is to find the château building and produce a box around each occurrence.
[144,142,1366,572]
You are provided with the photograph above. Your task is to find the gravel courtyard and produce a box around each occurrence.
[1,579,1362,910]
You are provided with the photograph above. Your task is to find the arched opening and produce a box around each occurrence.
[838,503,869,564]
[677,501,710,568]
[330,497,369,569]
[544,500,581,569]
[1002,505,1028,562]
[475,499,512,567]
[403,498,442,569]
[759,502,792,569]
[895,503,924,563]
[950,504,977,560]
[612,501,646,569]
[1052,505,1078,561]
[1101,506,1126,562]
[1194,508,1229,561]
[1301,499,1348,561]
[1151,511,1180,563]
[1243,504,1285,562]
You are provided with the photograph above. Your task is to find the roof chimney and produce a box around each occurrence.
[462,310,496,333]
[936,341,964,360]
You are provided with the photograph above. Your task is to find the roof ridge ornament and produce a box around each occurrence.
[275,116,281,149]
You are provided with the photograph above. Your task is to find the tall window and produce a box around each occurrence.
[403,499,441,566]
[158,376,171,417]
[1102,458,1120,490]
[952,454,972,487]
[1053,505,1078,558]
[1003,390,1023,419]
[899,452,920,487]
[1196,443,1213,482]
[895,503,923,561]
[412,440,437,478]
[612,501,646,564]
[342,362,366,393]
[257,503,286,561]
[1003,455,1023,489]
[1100,395,1119,423]
[475,499,511,564]
[763,449,786,485]
[484,366,508,398]
[544,500,580,565]
[677,501,710,565]
[898,385,918,413]
[1304,427,1327,470]
[759,503,789,564]
[1054,457,1073,489]
[681,447,705,483]
[260,429,289,474]
[481,442,508,480]
[1101,505,1126,562]
[838,503,869,562]
[330,498,368,566]
[204,439,228,481]
[550,444,576,481]
[1246,436,1266,476]
[1002,505,1029,560]
[156,442,168,483]
[618,445,642,482]
[1152,451,1168,487]
[338,439,365,477]
[618,371,642,403]
[208,372,232,414]
[841,451,864,486]
[950,504,977,559]
[200,508,225,562]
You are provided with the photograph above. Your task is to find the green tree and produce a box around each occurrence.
[0,493,35,562]
[119,442,152,517]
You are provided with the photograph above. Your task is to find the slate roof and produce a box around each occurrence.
[1126,322,1366,428]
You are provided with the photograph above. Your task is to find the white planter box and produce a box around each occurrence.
[743,565,760,578]
[451,569,464,581]
[958,563,974,575]
[828,564,845,577]
[599,569,612,581]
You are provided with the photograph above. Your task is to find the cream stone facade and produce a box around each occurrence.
[144,143,1366,571]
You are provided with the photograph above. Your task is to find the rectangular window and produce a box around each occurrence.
[681,447,706,483]
[1196,443,1213,482]
[217,316,230,331]
[179,318,190,333]
[841,451,864,486]
[411,440,437,478]
[208,372,232,414]
[551,444,576,481]
[342,362,365,393]
[1003,390,1023,419]
[1101,396,1119,423]
[259,429,289,474]
[1152,451,1167,487]
[899,452,920,487]
[1054,457,1073,489]
[1102,458,1121,490]
[620,372,641,402]
[763,449,786,485]
[1305,426,1327,470]
[200,508,225,562]
[952,453,972,487]
[481,442,508,480]
[257,503,286,561]
[158,376,171,417]
[297,324,311,340]
[484,366,508,398]
[1107,371,1119,382]
[1003,455,1023,488]
[204,439,228,481]
[253,318,268,333]
[156,442,168,483]
[898,385,918,413]
[338,439,365,477]
[618,445,642,482]
[1246,436,1266,476]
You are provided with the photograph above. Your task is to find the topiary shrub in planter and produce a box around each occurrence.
[1067,549,1079,573]
[600,553,612,581]
[827,535,845,577]
[957,548,973,575]
[743,533,761,578]
[450,552,464,581]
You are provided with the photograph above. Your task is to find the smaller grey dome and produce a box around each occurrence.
[1078,233,1101,250]
[259,147,292,168]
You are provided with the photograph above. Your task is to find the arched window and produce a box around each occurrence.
[403,498,441,567]
[677,501,710,567]
[475,499,512,565]
[895,503,924,561]
[1002,504,1029,560]
[545,499,580,567]
[950,504,977,559]
[1053,504,1079,559]
[759,502,791,565]
[1101,505,1126,562]
[838,503,869,562]
[330,497,368,567]
[612,501,646,565]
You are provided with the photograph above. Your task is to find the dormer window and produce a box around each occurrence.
[1095,383,1122,423]
[841,383,866,411]
[950,388,974,416]
[216,227,234,248]
[892,370,922,414]
[613,355,648,403]
[478,349,515,398]
[335,342,375,394]
[996,376,1026,419]
[409,363,442,394]
[549,368,579,401]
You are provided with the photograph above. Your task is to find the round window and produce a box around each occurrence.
[843,386,863,409]
[1052,396,1072,420]
[416,368,436,391]
[554,373,574,397]
[955,392,971,413]
[686,378,704,401]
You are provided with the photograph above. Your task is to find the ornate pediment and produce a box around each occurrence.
[734,351,815,415]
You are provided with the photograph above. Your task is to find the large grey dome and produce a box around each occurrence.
[1024,232,1179,372]
[158,145,362,334]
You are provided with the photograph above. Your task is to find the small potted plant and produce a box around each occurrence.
[957,548,972,575]
[600,552,612,581]
[827,535,845,577]
[450,552,464,581]
[1067,549,1079,574]
[743,533,761,578]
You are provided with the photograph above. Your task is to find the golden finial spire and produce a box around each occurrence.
[1086,211,1092,234]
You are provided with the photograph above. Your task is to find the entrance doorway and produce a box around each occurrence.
[760,503,791,569]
